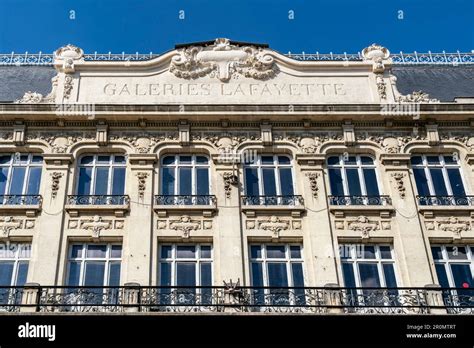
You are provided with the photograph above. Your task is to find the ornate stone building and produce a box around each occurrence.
[0,39,473,313]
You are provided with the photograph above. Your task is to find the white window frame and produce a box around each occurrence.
[76,154,126,195]
[160,155,211,195]
[0,243,31,286]
[432,245,474,288]
[0,154,43,196]
[327,154,382,197]
[411,154,467,197]
[243,154,295,196]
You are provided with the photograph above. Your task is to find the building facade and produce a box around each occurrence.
[0,39,473,314]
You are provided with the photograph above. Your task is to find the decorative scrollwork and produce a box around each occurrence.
[241,195,304,206]
[328,195,392,206]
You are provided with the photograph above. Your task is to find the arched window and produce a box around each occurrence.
[0,154,42,205]
[327,155,383,205]
[411,155,468,205]
[159,155,211,205]
[76,154,126,204]
[243,155,296,205]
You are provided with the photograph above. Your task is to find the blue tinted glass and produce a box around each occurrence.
[77,167,92,195]
[196,168,209,195]
[450,264,473,288]
[200,263,212,286]
[251,262,263,286]
[66,262,81,286]
[111,245,122,258]
[413,168,430,196]
[196,156,208,164]
[0,156,11,165]
[363,246,376,259]
[329,168,344,196]
[434,264,450,288]
[266,245,286,259]
[382,264,397,287]
[268,263,288,287]
[250,245,261,259]
[160,246,172,259]
[176,245,195,258]
[429,169,448,196]
[84,262,105,286]
[342,263,356,287]
[114,155,125,164]
[360,156,374,164]
[31,156,42,163]
[0,167,9,195]
[345,156,357,165]
[200,246,211,259]
[358,263,381,287]
[162,156,175,165]
[291,263,304,287]
[159,262,171,286]
[26,167,42,195]
[443,155,456,164]
[0,262,14,286]
[431,247,443,260]
[278,156,290,164]
[94,168,109,195]
[346,169,362,196]
[80,156,93,165]
[178,167,192,195]
[108,263,121,286]
[261,156,274,164]
[427,156,440,164]
[327,156,340,165]
[16,262,29,286]
[446,246,467,260]
[379,246,392,259]
[97,155,110,163]
[363,169,379,196]
[245,168,259,196]
[410,156,423,165]
[279,168,294,196]
[447,169,466,197]
[9,168,25,194]
[179,156,192,164]
[176,263,196,286]
[262,168,276,196]
[70,245,83,258]
[161,168,175,195]
[87,245,107,258]
[290,246,301,259]
[112,168,125,195]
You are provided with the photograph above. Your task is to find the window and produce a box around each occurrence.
[327,155,381,205]
[160,155,211,205]
[0,154,42,205]
[249,244,305,305]
[76,155,126,204]
[0,243,30,308]
[158,244,212,305]
[243,155,296,205]
[411,155,467,205]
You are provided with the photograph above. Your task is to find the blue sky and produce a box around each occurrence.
[0,0,473,54]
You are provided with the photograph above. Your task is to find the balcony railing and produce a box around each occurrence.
[328,195,392,206]
[154,195,217,206]
[417,195,474,206]
[0,194,42,206]
[1,286,472,314]
[241,195,304,206]
[66,195,130,206]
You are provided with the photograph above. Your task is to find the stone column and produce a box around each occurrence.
[20,282,41,313]
[424,284,448,314]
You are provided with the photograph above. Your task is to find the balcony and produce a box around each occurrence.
[3,285,472,314]
[153,195,217,218]
[241,195,305,218]
[65,195,130,217]
[0,194,42,217]
[416,195,474,218]
[328,195,394,218]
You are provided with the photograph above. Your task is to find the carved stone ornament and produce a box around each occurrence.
[81,215,111,238]
[437,217,470,240]
[170,38,278,82]
[391,172,406,199]
[397,91,439,103]
[169,215,201,238]
[50,172,64,198]
[347,216,380,239]
[135,172,149,199]
[258,216,290,238]
[0,216,22,237]
[63,75,74,99]
[305,172,319,198]
[361,43,390,73]
[54,44,84,73]
[222,172,236,199]
[15,91,44,104]
[376,74,386,100]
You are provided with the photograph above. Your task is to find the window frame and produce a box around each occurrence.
[0,153,43,197]
[0,243,31,286]
[432,245,474,289]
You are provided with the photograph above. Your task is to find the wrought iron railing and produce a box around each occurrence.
[1,286,472,314]
[154,195,217,206]
[328,195,392,206]
[0,194,42,206]
[241,195,304,206]
[66,195,130,206]
[2,51,473,66]
[417,195,474,206]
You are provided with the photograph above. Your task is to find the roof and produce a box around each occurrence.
[0,64,473,103]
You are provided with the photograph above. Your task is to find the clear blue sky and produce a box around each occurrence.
[1,0,473,54]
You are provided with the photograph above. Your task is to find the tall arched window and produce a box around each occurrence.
[0,154,42,205]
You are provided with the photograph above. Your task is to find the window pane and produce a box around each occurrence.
[87,245,107,258]
[108,263,121,286]
[427,156,440,164]
[31,156,42,164]
[413,168,430,197]
[450,264,473,289]
[410,156,422,165]
[363,168,380,196]
[245,168,259,196]
[446,246,467,260]
[176,245,195,258]
[346,169,362,196]
[261,156,274,165]
[342,263,356,287]
[443,155,456,164]
[447,169,466,197]
[362,246,376,259]
[94,168,109,195]
[251,263,263,286]
[327,156,340,165]
[435,264,450,288]
[110,245,122,258]
[196,156,208,164]
[84,262,106,286]
[97,155,110,163]
[161,168,175,195]
[114,155,125,164]
[16,262,29,286]
[328,168,344,196]
[26,167,42,195]
[279,168,294,196]
[179,156,192,164]
[200,262,212,286]
[266,245,286,259]
[159,262,172,286]
[80,156,93,165]
[112,168,126,195]
[262,168,276,196]
[360,156,374,164]
[250,245,261,259]
[0,262,14,286]
[162,156,175,165]
[382,264,397,287]
[291,263,304,287]
[77,167,92,195]
[160,246,172,259]
[429,169,448,196]
[431,247,443,260]
[200,246,211,259]
[0,156,11,165]
[196,168,209,196]
[278,156,290,164]
[345,156,357,165]
[267,263,288,287]
[0,167,9,195]
[358,263,381,287]
[379,246,392,259]
[290,246,301,259]
[176,263,196,286]
[9,167,26,194]
[66,262,81,286]
[71,245,83,258]
[178,167,192,195]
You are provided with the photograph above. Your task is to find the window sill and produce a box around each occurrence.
[241,205,305,218]
[418,205,474,218]
[65,204,130,217]
[153,204,217,218]
[329,205,395,218]
[0,204,42,217]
